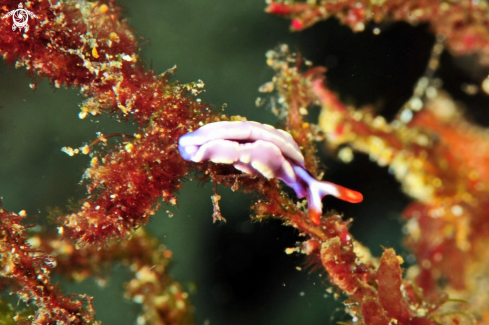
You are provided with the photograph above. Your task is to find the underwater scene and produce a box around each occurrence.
[1,0,489,324]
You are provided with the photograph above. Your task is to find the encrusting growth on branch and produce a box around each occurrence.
[36,227,194,325]
[0,0,205,322]
[0,204,97,324]
[257,45,473,325]
[1,0,215,246]
[311,50,489,324]
[266,0,489,65]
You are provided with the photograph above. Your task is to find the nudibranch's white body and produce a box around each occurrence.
[178,121,362,224]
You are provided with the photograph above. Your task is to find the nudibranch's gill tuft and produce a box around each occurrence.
[178,121,363,224]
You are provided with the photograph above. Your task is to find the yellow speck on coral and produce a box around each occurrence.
[92,46,99,59]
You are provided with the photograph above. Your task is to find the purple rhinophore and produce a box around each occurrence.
[178,121,362,224]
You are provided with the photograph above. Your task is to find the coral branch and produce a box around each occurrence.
[257,45,483,324]
[33,227,194,325]
[1,0,216,245]
[251,46,449,325]
[266,0,489,65]
[0,205,98,324]
[377,249,410,323]
[1,0,203,321]
[314,61,488,321]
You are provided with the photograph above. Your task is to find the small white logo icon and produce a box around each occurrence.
[2,3,38,32]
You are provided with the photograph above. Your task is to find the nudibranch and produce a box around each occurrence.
[178,121,362,225]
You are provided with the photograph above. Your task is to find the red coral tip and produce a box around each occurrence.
[291,19,303,30]
[266,2,292,15]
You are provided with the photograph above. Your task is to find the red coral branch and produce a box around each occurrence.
[313,60,487,320]
[376,249,411,323]
[253,45,485,324]
[266,0,489,65]
[1,0,216,245]
[33,228,193,325]
[0,205,98,324]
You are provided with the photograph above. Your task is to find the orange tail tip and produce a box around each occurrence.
[289,165,363,225]
[307,182,362,224]
[334,185,363,203]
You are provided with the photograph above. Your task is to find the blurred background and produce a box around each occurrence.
[1,0,488,324]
